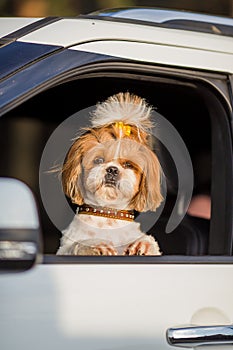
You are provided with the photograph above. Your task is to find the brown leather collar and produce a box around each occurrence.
[78,204,135,221]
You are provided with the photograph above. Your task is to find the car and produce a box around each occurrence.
[0,7,233,350]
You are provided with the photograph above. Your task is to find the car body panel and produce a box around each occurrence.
[1,263,233,350]
[0,41,62,81]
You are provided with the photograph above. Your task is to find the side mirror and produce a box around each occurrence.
[0,177,42,272]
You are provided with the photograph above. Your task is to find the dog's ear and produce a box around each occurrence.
[62,134,89,205]
[132,149,163,212]
[62,130,97,205]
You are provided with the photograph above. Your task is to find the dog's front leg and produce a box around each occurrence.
[124,235,162,256]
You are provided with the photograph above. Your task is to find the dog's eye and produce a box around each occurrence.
[122,161,133,169]
[94,157,104,164]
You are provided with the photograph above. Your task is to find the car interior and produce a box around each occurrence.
[0,66,231,256]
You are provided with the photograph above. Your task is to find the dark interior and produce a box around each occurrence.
[0,74,212,254]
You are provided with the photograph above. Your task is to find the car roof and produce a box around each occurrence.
[0,8,233,73]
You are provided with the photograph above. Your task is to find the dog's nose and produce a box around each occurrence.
[105,166,119,182]
[106,166,119,176]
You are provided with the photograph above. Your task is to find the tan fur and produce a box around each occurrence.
[62,133,163,211]
[130,147,163,212]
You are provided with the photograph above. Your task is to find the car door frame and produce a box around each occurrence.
[0,42,232,258]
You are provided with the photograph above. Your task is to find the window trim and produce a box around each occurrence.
[43,255,233,264]
[53,64,233,255]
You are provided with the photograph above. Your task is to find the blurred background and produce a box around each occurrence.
[0,0,233,17]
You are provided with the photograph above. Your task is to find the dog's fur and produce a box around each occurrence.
[57,92,163,255]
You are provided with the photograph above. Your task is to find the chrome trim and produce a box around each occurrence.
[167,325,233,348]
[0,241,37,260]
[85,8,233,38]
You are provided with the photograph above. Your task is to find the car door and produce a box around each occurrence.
[0,36,233,350]
[1,260,233,350]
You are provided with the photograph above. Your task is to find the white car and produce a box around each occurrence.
[0,7,233,350]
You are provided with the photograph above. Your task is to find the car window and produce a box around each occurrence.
[0,67,232,257]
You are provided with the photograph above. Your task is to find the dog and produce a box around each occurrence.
[57,92,163,255]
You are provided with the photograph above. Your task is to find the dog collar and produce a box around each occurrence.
[78,204,135,221]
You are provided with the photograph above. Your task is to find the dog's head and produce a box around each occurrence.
[62,93,163,212]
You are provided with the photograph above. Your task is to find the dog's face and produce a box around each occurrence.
[81,139,145,208]
[62,126,163,212]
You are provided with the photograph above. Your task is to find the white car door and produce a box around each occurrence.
[1,261,233,349]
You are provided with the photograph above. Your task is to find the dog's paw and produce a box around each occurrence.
[91,243,117,256]
[124,236,162,256]
[72,242,117,256]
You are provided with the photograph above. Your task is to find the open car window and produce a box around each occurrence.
[0,64,232,257]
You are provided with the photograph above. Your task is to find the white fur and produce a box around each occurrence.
[84,160,136,208]
[57,154,162,255]
[91,93,154,133]
[57,212,161,255]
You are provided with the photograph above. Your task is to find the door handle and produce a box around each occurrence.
[166,325,233,348]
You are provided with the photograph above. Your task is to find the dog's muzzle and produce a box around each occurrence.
[105,166,119,186]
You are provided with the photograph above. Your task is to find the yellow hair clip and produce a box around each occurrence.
[115,121,131,137]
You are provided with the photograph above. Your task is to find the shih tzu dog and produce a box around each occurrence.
[57,92,163,255]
